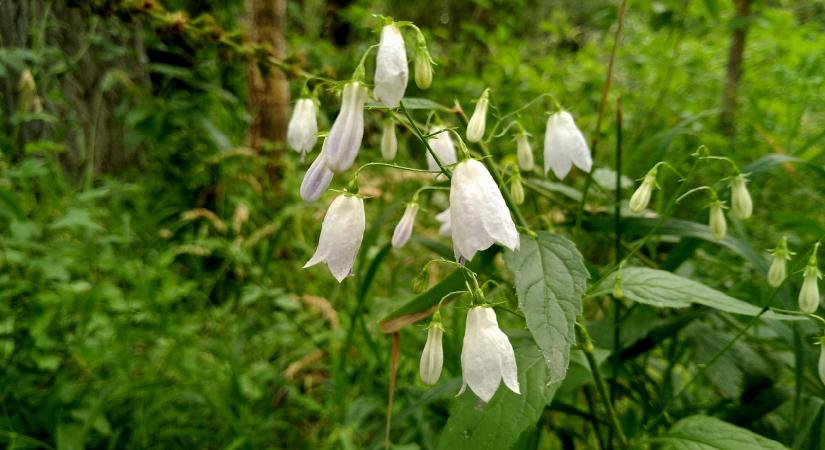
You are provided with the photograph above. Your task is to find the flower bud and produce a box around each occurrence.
[767,253,787,287]
[730,174,752,220]
[818,338,825,386]
[516,133,534,172]
[414,40,433,89]
[391,202,418,248]
[466,90,489,143]
[18,68,36,113]
[381,119,398,161]
[300,152,334,202]
[419,324,444,385]
[544,111,592,180]
[323,82,367,173]
[629,170,657,214]
[510,175,525,205]
[709,201,727,241]
[799,264,821,314]
[613,273,624,299]
[287,98,319,159]
[374,23,408,108]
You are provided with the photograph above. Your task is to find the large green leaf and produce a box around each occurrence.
[590,267,799,320]
[504,232,588,382]
[655,415,786,449]
[437,337,559,450]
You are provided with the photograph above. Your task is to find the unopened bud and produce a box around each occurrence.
[381,119,398,161]
[629,169,657,213]
[466,89,489,143]
[419,323,444,385]
[709,201,727,241]
[730,174,753,220]
[799,263,822,314]
[510,175,525,205]
[414,38,433,90]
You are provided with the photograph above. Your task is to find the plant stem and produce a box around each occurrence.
[575,0,630,233]
[576,322,629,448]
[610,97,623,446]
[399,100,452,179]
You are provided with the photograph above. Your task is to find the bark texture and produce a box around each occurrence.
[720,0,752,138]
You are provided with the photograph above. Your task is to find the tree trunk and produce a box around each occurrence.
[245,0,289,162]
[720,0,751,138]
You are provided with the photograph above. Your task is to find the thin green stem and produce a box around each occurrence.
[399,100,453,179]
[576,322,629,448]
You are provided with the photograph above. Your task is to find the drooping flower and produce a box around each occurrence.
[466,89,489,143]
[304,194,365,282]
[516,133,534,172]
[419,323,444,385]
[543,111,592,179]
[730,174,753,220]
[374,23,408,108]
[323,82,367,173]
[300,151,334,202]
[287,98,318,159]
[450,159,519,262]
[381,119,398,161]
[391,202,419,248]
[458,306,519,402]
[799,264,821,314]
[629,168,657,213]
[426,126,457,173]
[709,201,727,241]
[436,207,451,236]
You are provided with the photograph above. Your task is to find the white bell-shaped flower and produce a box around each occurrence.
[458,306,519,402]
[466,90,489,143]
[436,207,451,236]
[767,253,787,287]
[818,339,825,386]
[287,98,318,158]
[450,159,519,262]
[629,170,657,213]
[323,82,367,173]
[304,194,365,282]
[426,127,457,172]
[730,174,753,220]
[543,111,592,179]
[419,324,444,385]
[391,203,419,248]
[374,24,408,108]
[381,119,398,161]
[300,151,334,202]
[799,265,821,314]
[709,201,727,241]
[516,133,534,172]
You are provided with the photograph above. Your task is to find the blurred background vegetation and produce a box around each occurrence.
[2,0,825,449]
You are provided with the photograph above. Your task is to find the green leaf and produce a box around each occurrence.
[655,415,786,449]
[590,267,799,320]
[504,232,588,382]
[437,337,560,450]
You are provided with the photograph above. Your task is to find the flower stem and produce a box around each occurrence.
[398,100,453,179]
[576,322,629,448]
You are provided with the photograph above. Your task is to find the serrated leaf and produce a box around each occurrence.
[656,415,786,449]
[590,267,799,320]
[504,232,588,382]
[437,337,560,450]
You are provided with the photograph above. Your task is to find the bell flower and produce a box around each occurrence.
[300,151,334,202]
[287,98,318,159]
[323,82,367,173]
[450,159,519,262]
[629,169,657,213]
[730,174,753,220]
[458,306,519,402]
[374,23,408,108]
[304,194,365,282]
[391,202,419,248]
[466,89,489,143]
[381,119,398,161]
[419,323,444,385]
[436,207,451,236]
[426,127,457,173]
[516,133,534,172]
[709,201,727,241]
[799,264,821,314]
[543,111,592,179]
